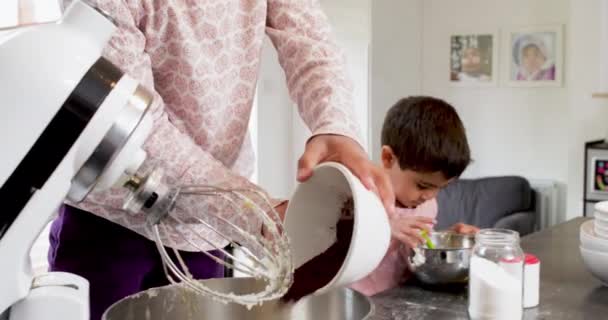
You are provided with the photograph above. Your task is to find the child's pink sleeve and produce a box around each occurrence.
[349,199,438,296]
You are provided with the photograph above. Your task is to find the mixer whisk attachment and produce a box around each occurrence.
[122,169,293,305]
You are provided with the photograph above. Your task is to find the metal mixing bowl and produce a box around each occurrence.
[102,277,373,320]
[407,231,475,286]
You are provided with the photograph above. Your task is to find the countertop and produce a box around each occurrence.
[368,218,608,319]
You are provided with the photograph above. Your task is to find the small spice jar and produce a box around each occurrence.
[523,254,540,308]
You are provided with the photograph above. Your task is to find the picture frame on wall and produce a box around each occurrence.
[505,24,564,87]
[449,32,499,87]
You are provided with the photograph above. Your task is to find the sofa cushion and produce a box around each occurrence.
[435,176,533,230]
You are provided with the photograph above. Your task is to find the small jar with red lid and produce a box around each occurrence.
[524,254,540,308]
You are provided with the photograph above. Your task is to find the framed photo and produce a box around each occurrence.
[450,33,498,87]
[505,25,563,87]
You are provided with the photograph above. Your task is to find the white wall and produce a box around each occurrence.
[370,0,423,162]
[0,0,18,28]
[566,0,608,219]
[419,0,571,220]
[257,37,295,199]
[320,0,371,151]
[422,0,570,178]
[369,0,608,221]
[257,0,372,199]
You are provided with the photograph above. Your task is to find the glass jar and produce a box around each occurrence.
[468,229,525,320]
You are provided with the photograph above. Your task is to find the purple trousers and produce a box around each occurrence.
[48,205,225,320]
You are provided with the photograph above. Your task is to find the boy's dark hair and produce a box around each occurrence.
[381,96,471,179]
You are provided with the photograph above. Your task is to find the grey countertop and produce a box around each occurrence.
[368,218,608,319]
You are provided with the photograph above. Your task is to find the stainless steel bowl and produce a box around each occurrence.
[407,231,475,286]
[102,277,373,320]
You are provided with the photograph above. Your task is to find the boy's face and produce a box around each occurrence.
[381,146,453,209]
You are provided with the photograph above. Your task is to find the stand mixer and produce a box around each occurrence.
[0,1,292,319]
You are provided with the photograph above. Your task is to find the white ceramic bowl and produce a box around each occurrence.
[579,246,608,286]
[594,216,608,229]
[594,212,608,227]
[596,221,608,235]
[595,213,608,225]
[580,220,608,252]
[594,201,608,220]
[595,230,608,239]
[283,162,391,294]
[594,222,608,239]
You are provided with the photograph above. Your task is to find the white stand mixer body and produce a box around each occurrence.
[0,1,153,318]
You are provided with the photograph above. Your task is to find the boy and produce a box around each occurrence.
[351,96,478,296]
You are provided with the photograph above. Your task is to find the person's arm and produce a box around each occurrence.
[265,0,361,143]
[266,0,395,214]
[80,0,273,240]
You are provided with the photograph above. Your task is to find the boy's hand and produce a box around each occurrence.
[390,216,436,249]
[449,223,479,235]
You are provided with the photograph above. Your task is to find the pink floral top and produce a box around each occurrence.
[350,199,438,296]
[71,0,361,251]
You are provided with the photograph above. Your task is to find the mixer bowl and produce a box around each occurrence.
[102,277,373,320]
[407,231,475,286]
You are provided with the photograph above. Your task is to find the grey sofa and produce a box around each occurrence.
[435,176,536,236]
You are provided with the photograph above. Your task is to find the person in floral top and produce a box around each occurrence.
[49,1,394,319]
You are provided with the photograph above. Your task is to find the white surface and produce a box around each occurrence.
[256,37,294,199]
[530,179,561,229]
[19,0,63,25]
[596,213,608,224]
[1,1,154,315]
[0,1,116,313]
[0,156,73,314]
[29,222,52,276]
[249,88,259,184]
[599,0,608,93]
[523,259,540,308]
[10,272,89,320]
[283,162,390,294]
[317,0,371,151]
[0,0,113,190]
[595,201,608,216]
[0,0,62,30]
[594,219,608,234]
[580,220,608,252]
[370,0,423,162]
[567,0,608,218]
[594,222,608,238]
[256,0,371,199]
[0,0,19,29]
[579,246,608,286]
